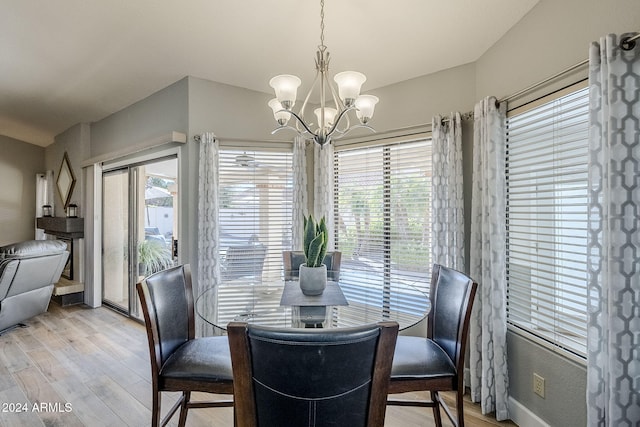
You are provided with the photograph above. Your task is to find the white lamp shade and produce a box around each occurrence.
[268,98,291,124]
[314,107,338,129]
[269,75,301,108]
[355,95,379,124]
[334,71,366,105]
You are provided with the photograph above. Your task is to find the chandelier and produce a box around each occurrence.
[267,0,379,146]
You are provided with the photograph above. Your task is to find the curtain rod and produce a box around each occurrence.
[442,111,474,124]
[388,110,475,131]
[193,135,291,144]
[499,31,639,104]
[622,32,640,48]
[498,59,588,104]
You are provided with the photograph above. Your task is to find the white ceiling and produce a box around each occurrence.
[1,0,538,147]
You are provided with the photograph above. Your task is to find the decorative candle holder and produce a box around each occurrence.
[66,204,78,218]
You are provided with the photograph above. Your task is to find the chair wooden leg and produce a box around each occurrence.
[160,394,184,427]
[178,391,190,427]
[435,390,462,427]
[431,391,443,427]
[152,391,161,427]
[456,390,465,427]
[233,403,238,427]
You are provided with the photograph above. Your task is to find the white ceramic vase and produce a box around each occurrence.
[299,264,327,296]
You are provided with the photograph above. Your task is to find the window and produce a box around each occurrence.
[505,84,589,358]
[333,138,432,326]
[218,148,293,284]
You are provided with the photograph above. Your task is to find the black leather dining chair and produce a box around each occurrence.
[222,243,267,282]
[282,250,342,281]
[387,264,478,427]
[228,320,399,427]
[137,264,234,427]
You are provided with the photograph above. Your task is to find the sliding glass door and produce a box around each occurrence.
[102,169,130,313]
[102,156,178,318]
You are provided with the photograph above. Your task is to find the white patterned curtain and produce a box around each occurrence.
[469,97,509,421]
[313,141,335,249]
[292,136,308,251]
[587,33,640,427]
[196,132,220,337]
[431,112,464,270]
[35,170,54,240]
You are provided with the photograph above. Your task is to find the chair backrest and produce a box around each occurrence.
[0,240,69,300]
[228,321,398,427]
[223,244,267,281]
[137,264,194,371]
[427,264,478,372]
[282,250,342,281]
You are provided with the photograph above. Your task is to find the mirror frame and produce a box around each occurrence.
[56,152,76,209]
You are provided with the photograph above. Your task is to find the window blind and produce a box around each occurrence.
[506,86,589,358]
[333,139,432,327]
[218,149,293,284]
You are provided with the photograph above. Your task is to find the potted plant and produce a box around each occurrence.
[299,215,328,295]
[138,239,173,276]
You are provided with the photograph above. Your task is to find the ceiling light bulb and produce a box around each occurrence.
[314,107,338,130]
[268,98,291,126]
[334,71,366,107]
[355,95,379,124]
[269,75,301,110]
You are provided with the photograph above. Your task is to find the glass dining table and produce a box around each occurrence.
[195,274,431,331]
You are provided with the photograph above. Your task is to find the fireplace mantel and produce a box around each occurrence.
[36,217,84,239]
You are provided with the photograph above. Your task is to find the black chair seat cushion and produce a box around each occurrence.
[160,337,233,382]
[391,336,456,380]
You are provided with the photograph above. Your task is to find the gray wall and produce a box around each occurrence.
[508,333,587,427]
[0,135,44,245]
[90,78,189,159]
[370,62,476,133]
[187,76,276,139]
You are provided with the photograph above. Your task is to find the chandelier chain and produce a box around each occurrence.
[319,0,325,50]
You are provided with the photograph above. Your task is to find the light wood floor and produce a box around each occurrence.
[0,302,517,427]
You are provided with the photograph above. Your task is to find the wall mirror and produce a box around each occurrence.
[56,152,76,209]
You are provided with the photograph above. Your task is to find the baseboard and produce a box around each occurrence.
[509,396,550,427]
[464,369,549,427]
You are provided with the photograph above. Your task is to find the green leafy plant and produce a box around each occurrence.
[138,239,173,275]
[303,215,328,268]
